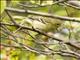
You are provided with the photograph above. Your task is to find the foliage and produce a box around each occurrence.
[0,0,6,14]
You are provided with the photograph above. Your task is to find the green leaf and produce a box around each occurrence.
[0,0,6,14]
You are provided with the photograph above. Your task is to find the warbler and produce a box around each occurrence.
[32,16,62,33]
[25,16,62,42]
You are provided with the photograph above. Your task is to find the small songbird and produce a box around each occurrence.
[32,16,62,33]
[25,16,63,42]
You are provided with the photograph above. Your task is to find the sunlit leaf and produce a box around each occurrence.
[0,0,6,14]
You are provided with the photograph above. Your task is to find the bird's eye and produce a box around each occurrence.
[56,24,60,25]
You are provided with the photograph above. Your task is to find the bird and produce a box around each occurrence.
[24,16,63,42]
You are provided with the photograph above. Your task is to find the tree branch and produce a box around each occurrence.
[67,1,80,7]
[64,2,80,10]
[1,22,80,50]
[5,7,80,23]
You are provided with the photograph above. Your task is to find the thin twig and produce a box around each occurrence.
[64,2,80,10]
[5,10,18,25]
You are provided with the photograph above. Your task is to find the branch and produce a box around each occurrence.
[5,10,18,25]
[1,43,79,58]
[1,22,80,50]
[1,25,80,58]
[5,7,80,23]
[64,2,80,10]
[18,0,65,8]
[1,43,50,55]
[67,1,80,7]
[61,50,80,58]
